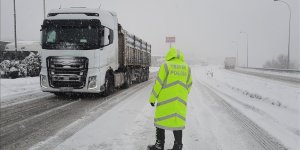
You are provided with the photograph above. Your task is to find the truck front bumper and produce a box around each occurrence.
[40,68,104,93]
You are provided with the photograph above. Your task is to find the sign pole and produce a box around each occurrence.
[166,36,175,49]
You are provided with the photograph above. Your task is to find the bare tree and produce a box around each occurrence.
[263,54,295,69]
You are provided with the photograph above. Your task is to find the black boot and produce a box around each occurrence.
[148,128,165,150]
[168,142,183,150]
[147,140,164,150]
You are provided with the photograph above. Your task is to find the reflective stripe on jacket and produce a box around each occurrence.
[149,47,192,130]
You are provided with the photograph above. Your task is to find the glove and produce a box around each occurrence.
[150,103,155,107]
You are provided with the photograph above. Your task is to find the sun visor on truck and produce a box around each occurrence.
[41,19,101,30]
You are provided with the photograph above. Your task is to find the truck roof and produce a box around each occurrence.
[49,7,100,14]
[46,8,118,29]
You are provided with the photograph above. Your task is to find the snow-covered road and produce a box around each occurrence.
[2,66,298,150]
[196,66,299,150]
[29,66,295,150]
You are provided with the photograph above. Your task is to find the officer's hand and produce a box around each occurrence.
[150,103,155,107]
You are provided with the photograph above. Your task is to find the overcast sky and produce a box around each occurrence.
[0,0,299,68]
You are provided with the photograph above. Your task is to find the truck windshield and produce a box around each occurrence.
[41,20,102,50]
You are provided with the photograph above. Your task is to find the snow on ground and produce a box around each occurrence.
[4,66,298,149]
[31,66,282,150]
[236,67,300,79]
[53,83,157,150]
[0,68,159,102]
[0,77,40,99]
[196,65,300,150]
[149,66,160,73]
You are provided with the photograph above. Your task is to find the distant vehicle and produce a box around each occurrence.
[224,57,236,69]
[39,8,151,96]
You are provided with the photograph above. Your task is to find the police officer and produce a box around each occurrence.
[148,47,192,150]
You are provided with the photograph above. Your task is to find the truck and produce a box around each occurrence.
[39,8,151,96]
[224,57,236,69]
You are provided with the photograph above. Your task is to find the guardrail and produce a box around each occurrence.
[233,67,300,84]
[238,67,300,73]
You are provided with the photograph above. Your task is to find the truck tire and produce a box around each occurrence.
[102,74,114,96]
[143,72,146,82]
[139,71,144,82]
[122,71,131,89]
[137,75,142,83]
[139,69,144,83]
[142,69,147,82]
[145,68,149,81]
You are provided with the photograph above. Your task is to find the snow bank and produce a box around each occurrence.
[0,77,40,100]
[236,67,300,79]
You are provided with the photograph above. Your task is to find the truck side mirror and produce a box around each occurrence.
[109,29,114,44]
[101,26,113,47]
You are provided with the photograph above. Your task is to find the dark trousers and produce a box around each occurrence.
[156,127,182,145]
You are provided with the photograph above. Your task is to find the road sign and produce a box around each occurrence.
[166,37,175,43]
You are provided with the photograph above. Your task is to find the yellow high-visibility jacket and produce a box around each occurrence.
[149,47,192,130]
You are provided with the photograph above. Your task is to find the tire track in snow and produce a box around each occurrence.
[30,80,154,150]
[0,94,78,126]
[186,81,266,150]
[198,80,287,150]
[1,91,52,107]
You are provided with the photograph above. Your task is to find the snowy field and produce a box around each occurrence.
[29,65,299,150]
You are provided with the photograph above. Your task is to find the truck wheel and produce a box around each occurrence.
[136,76,141,83]
[146,68,149,81]
[138,71,143,83]
[144,70,148,81]
[141,71,146,82]
[103,75,114,96]
[144,74,148,81]
[123,72,131,89]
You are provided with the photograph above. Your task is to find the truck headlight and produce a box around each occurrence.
[88,76,97,89]
[40,75,48,87]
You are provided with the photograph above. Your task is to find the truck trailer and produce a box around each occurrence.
[224,57,236,69]
[40,8,151,96]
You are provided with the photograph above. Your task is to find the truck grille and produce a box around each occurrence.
[47,56,88,89]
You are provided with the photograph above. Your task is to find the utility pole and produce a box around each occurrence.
[274,0,291,69]
[0,0,1,41]
[240,31,249,68]
[232,41,239,67]
[13,0,17,60]
[43,0,46,19]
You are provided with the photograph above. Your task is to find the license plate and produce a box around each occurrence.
[59,87,74,92]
